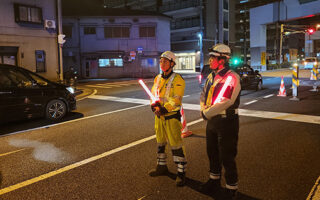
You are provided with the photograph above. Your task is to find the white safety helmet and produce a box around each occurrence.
[160,51,176,64]
[208,43,231,59]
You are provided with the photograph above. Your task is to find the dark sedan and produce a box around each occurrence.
[199,64,263,90]
[235,64,263,90]
[0,64,76,123]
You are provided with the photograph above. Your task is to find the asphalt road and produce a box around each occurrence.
[0,76,319,200]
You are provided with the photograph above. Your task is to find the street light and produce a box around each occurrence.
[198,32,203,72]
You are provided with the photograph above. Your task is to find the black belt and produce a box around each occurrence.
[217,109,238,119]
[157,111,181,120]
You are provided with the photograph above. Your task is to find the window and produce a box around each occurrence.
[223,12,229,29]
[223,0,229,10]
[63,25,73,38]
[28,73,49,86]
[98,58,123,67]
[7,69,33,88]
[104,27,130,38]
[0,70,14,88]
[141,58,157,67]
[35,50,46,73]
[139,26,155,38]
[14,4,42,24]
[84,27,96,35]
[299,0,317,3]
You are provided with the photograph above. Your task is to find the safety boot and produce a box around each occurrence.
[224,189,237,200]
[200,179,221,194]
[176,172,186,187]
[148,165,169,177]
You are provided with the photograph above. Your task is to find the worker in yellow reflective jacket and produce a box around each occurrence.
[200,44,241,200]
[149,51,187,187]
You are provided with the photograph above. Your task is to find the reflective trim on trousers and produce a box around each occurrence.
[171,145,183,150]
[226,183,238,190]
[210,172,221,180]
[157,153,167,165]
[177,163,186,173]
[173,156,186,163]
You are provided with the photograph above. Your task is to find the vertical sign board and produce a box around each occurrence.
[261,52,266,66]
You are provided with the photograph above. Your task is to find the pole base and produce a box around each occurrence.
[310,86,318,92]
[289,96,300,101]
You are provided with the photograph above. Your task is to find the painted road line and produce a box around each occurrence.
[0,104,146,138]
[86,85,112,89]
[88,95,200,111]
[88,95,320,125]
[77,89,97,101]
[5,96,320,137]
[244,100,258,105]
[263,94,274,99]
[183,95,190,98]
[238,109,320,124]
[0,149,26,157]
[307,176,320,200]
[0,118,203,196]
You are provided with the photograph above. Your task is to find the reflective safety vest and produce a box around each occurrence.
[151,72,185,116]
[200,67,241,119]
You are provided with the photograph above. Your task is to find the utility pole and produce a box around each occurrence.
[243,6,247,64]
[57,0,64,81]
[199,0,204,72]
[279,24,283,65]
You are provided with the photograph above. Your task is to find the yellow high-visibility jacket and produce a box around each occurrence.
[151,72,185,116]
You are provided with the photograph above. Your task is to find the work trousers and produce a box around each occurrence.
[155,116,187,173]
[206,115,239,188]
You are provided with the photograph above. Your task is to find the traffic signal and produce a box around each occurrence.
[230,57,241,66]
[307,28,315,35]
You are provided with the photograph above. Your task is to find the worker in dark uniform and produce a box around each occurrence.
[200,44,241,200]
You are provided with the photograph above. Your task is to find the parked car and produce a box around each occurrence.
[0,64,76,123]
[198,64,212,88]
[198,64,263,91]
[235,64,263,90]
[303,57,318,69]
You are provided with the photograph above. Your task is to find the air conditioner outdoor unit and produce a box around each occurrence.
[45,20,56,29]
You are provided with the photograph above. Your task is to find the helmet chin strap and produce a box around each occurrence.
[164,61,174,73]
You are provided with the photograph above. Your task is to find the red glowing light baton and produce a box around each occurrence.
[138,79,158,103]
[213,76,233,105]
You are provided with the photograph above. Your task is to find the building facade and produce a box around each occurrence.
[250,0,320,70]
[62,8,170,78]
[104,0,234,72]
[0,0,60,80]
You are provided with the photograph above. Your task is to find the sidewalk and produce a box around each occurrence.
[259,68,312,78]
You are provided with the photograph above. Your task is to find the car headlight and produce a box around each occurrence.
[66,87,75,94]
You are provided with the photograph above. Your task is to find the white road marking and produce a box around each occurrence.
[183,95,190,98]
[307,176,320,200]
[244,100,258,105]
[0,118,203,196]
[0,104,146,138]
[4,95,320,138]
[9,139,72,163]
[88,95,320,124]
[263,94,274,98]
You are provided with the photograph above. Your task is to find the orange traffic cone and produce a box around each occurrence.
[181,106,192,138]
[277,76,287,97]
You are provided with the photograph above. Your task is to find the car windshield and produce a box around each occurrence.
[305,58,316,62]
[28,73,49,86]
